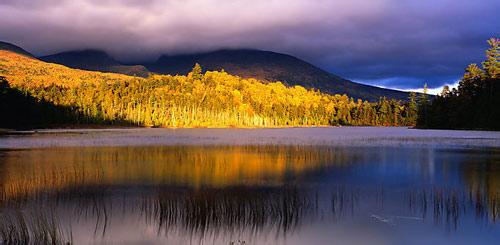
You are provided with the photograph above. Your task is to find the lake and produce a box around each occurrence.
[1,127,499,244]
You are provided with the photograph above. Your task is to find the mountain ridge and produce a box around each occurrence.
[0,49,415,128]
[145,49,410,101]
[1,41,411,101]
[40,50,150,77]
[0,41,34,57]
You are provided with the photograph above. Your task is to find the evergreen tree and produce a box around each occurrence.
[0,49,415,129]
[417,83,429,127]
[418,38,500,130]
[408,92,418,124]
[463,63,485,81]
[482,38,499,79]
[440,85,450,97]
[189,63,203,80]
[420,83,429,104]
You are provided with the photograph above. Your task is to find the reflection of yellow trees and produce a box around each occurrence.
[463,164,500,221]
[0,50,414,127]
[0,146,353,202]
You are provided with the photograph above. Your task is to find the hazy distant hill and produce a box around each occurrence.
[40,50,150,77]
[146,49,410,101]
[0,41,34,57]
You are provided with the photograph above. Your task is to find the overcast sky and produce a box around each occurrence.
[1,0,498,90]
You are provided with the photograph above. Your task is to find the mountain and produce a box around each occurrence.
[40,50,150,77]
[0,41,34,57]
[146,49,410,101]
[0,49,415,128]
[29,45,411,101]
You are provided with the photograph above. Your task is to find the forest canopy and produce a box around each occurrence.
[0,51,414,129]
[417,38,500,130]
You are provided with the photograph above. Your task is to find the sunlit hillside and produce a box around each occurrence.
[0,50,138,88]
[40,49,150,77]
[0,50,415,128]
[149,49,412,101]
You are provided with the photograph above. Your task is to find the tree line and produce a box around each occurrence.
[3,37,498,131]
[0,51,416,129]
[417,38,499,130]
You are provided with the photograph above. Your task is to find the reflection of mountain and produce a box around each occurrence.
[2,146,500,243]
[0,145,355,201]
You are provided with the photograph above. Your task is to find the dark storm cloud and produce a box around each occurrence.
[0,0,498,89]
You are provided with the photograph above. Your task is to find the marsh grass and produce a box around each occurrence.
[140,187,314,238]
[0,210,72,245]
[1,185,500,244]
[406,188,500,230]
[331,186,360,221]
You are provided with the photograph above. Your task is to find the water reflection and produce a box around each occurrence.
[0,145,499,244]
[0,145,351,201]
[0,209,73,244]
[142,187,312,238]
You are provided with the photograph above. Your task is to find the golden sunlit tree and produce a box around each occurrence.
[0,50,415,128]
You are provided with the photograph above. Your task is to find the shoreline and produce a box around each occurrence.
[1,127,500,150]
[0,125,369,135]
[3,122,498,135]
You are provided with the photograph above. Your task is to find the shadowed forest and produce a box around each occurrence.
[0,38,498,130]
[0,1,499,244]
[0,51,415,129]
[417,38,500,130]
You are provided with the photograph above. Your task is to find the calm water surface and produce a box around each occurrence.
[0,127,499,244]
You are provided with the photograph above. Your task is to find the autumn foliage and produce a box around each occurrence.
[0,51,414,128]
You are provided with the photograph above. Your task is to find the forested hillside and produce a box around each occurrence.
[147,49,411,101]
[418,38,500,130]
[2,41,412,102]
[0,41,33,57]
[0,50,415,129]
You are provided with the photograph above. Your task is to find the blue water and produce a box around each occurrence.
[0,127,499,244]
